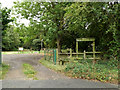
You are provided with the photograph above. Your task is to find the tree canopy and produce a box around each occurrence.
[1,1,119,60]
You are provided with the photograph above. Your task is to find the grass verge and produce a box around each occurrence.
[39,58,65,72]
[39,58,118,84]
[2,51,44,54]
[23,63,38,80]
[0,63,10,79]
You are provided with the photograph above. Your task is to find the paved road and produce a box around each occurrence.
[1,54,119,88]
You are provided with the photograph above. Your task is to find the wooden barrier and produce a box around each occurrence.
[58,48,101,60]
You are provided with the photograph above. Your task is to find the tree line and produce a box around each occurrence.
[1,2,119,60]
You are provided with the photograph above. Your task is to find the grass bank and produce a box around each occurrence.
[0,64,10,79]
[23,63,38,80]
[39,58,118,84]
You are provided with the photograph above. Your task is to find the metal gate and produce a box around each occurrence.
[44,49,57,65]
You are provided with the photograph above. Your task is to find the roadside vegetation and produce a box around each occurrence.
[0,64,10,79]
[39,58,65,72]
[40,59,118,84]
[65,59,118,84]
[23,63,38,80]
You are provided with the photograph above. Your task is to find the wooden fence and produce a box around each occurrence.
[58,48,101,60]
[44,48,102,65]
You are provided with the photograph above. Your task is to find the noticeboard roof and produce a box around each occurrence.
[76,38,95,42]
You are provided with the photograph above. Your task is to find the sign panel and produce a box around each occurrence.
[19,47,23,51]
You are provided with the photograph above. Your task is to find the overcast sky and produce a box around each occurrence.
[0,0,30,26]
[0,0,17,8]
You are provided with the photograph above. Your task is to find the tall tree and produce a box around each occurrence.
[64,2,119,59]
[13,1,71,52]
[0,6,14,50]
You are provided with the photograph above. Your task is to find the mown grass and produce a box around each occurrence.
[23,63,38,80]
[2,50,44,54]
[0,63,10,79]
[40,58,118,84]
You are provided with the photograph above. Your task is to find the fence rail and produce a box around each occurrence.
[58,49,102,60]
[44,48,102,65]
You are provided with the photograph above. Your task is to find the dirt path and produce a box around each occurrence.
[2,54,69,80]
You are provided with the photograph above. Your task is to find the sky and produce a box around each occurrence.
[0,0,16,8]
[0,0,30,26]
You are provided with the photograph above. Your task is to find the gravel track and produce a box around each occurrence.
[2,54,68,80]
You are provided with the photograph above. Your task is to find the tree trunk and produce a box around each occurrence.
[57,38,61,53]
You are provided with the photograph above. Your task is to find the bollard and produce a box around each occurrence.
[54,49,56,65]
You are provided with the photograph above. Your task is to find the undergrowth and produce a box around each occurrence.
[64,59,118,84]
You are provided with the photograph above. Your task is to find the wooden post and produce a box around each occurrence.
[70,48,72,57]
[93,41,95,60]
[84,50,86,60]
[0,52,1,65]
[76,41,78,57]
[44,48,46,60]
[92,41,96,80]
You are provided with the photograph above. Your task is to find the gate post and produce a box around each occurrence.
[0,52,1,65]
[70,48,72,57]
[53,49,56,65]
[93,41,95,60]
[44,48,46,60]
[76,41,78,57]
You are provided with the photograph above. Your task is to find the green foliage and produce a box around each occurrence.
[13,2,72,51]
[1,7,15,51]
[0,63,10,79]
[3,2,119,60]
[1,7,14,32]
[23,63,38,80]
[64,2,119,59]
[64,59,118,84]
[2,26,20,51]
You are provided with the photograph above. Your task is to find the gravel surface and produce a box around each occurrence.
[2,54,68,80]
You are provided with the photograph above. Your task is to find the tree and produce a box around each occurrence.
[0,6,15,50]
[1,7,14,35]
[64,2,119,60]
[13,1,71,52]
[2,26,20,51]
[13,1,119,60]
